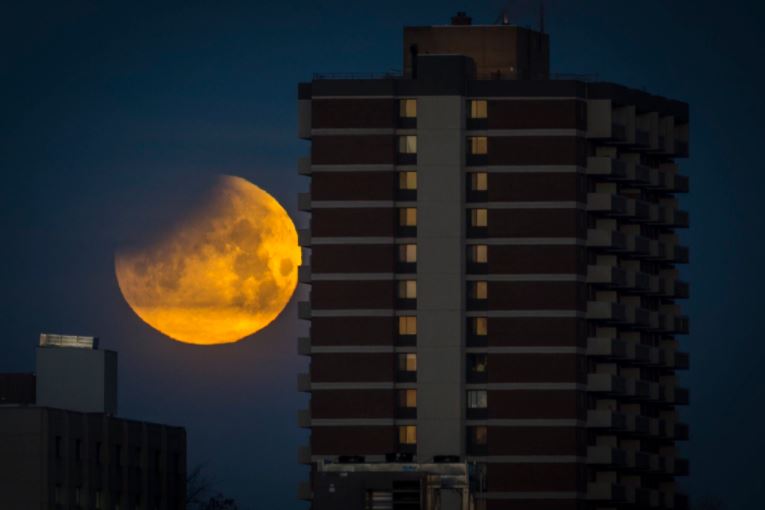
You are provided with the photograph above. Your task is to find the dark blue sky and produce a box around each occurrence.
[1,1,763,508]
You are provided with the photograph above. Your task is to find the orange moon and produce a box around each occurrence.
[114,175,301,345]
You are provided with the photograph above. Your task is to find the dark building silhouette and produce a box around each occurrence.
[297,14,689,510]
[0,334,186,510]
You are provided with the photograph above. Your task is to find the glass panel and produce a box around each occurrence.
[398,316,417,335]
[467,390,488,408]
[470,100,488,119]
[399,389,417,408]
[400,99,417,118]
[399,425,417,444]
[399,171,417,190]
[472,172,488,191]
[473,317,488,336]
[399,244,417,263]
[471,208,488,227]
[399,280,417,299]
[400,208,417,226]
[473,281,488,300]
[469,136,488,155]
[399,353,417,371]
[471,245,488,263]
[399,135,417,154]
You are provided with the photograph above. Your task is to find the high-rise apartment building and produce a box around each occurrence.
[297,13,689,510]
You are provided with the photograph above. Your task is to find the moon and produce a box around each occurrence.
[114,175,301,345]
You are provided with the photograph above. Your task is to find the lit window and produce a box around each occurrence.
[471,172,488,191]
[400,208,417,227]
[469,426,488,445]
[398,389,417,408]
[469,100,488,119]
[399,425,417,445]
[467,390,488,409]
[472,317,488,336]
[399,171,417,190]
[470,208,488,227]
[468,136,488,155]
[471,281,488,300]
[398,353,417,372]
[470,245,488,264]
[398,316,417,335]
[398,280,417,299]
[400,99,417,118]
[467,353,488,373]
[398,244,417,263]
[399,135,417,154]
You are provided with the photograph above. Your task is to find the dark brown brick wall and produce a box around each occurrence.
[312,426,396,455]
[312,245,396,273]
[488,318,586,347]
[488,100,586,130]
[488,282,587,311]
[312,135,395,165]
[312,99,396,129]
[488,137,587,166]
[488,354,585,383]
[487,463,584,491]
[311,353,394,383]
[487,173,586,202]
[311,390,395,419]
[312,172,396,201]
[487,427,585,455]
[487,390,583,419]
[312,208,396,237]
[487,209,585,237]
[488,245,586,274]
[312,281,394,309]
[312,317,395,346]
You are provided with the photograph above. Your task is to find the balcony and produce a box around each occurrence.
[628,199,652,222]
[626,414,651,436]
[586,156,627,180]
[664,207,690,228]
[587,193,628,216]
[671,173,690,193]
[298,301,311,320]
[587,265,627,287]
[587,228,628,251]
[587,301,628,322]
[671,422,690,441]
[588,373,627,394]
[627,235,651,257]
[587,446,627,466]
[297,336,311,356]
[298,228,312,247]
[297,481,313,500]
[667,386,690,405]
[668,457,690,476]
[666,243,689,264]
[587,337,627,358]
[298,409,311,428]
[625,162,651,186]
[298,192,311,212]
[297,156,311,176]
[587,410,627,430]
[297,372,311,393]
[298,265,311,284]
[587,483,627,501]
[298,445,312,465]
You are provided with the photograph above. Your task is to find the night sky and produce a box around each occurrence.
[1,1,763,508]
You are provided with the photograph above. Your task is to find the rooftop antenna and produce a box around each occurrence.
[494,1,512,25]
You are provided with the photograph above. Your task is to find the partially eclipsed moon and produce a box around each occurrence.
[115,175,301,345]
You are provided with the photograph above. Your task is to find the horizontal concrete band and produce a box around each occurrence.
[311,128,584,137]
[308,273,584,282]
[308,164,583,173]
[307,419,582,427]
[309,96,586,101]
[307,309,583,318]
[309,383,417,390]
[310,419,416,426]
[308,455,586,463]
[308,200,584,209]
[307,383,584,390]
[465,419,584,427]
[307,237,585,245]
[478,492,583,500]
[308,346,583,354]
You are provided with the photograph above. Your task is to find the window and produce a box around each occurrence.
[468,136,488,155]
[400,99,417,118]
[468,425,488,445]
[472,317,488,336]
[399,171,417,190]
[471,281,488,300]
[398,316,417,335]
[470,245,488,264]
[399,208,417,227]
[398,244,417,263]
[398,280,417,299]
[470,208,488,227]
[398,389,417,408]
[469,100,488,119]
[467,353,488,373]
[467,390,488,409]
[471,172,488,191]
[398,135,417,154]
[398,425,417,445]
[398,353,417,372]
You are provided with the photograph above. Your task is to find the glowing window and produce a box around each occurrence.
[470,245,488,264]
[398,389,417,408]
[468,136,488,155]
[400,99,417,118]
[400,208,417,227]
[398,316,417,335]
[399,171,417,190]
[399,135,417,154]
[471,208,488,227]
[471,281,488,300]
[469,425,488,445]
[472,317,488,336]
[469,100,488,119]
[399,425,417,445]
[398,244,417,263]
[398,353,417,372]
[471,172,488,191]
[467,390,488,409]
[467,353,488,373]
[398,280,417,299]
